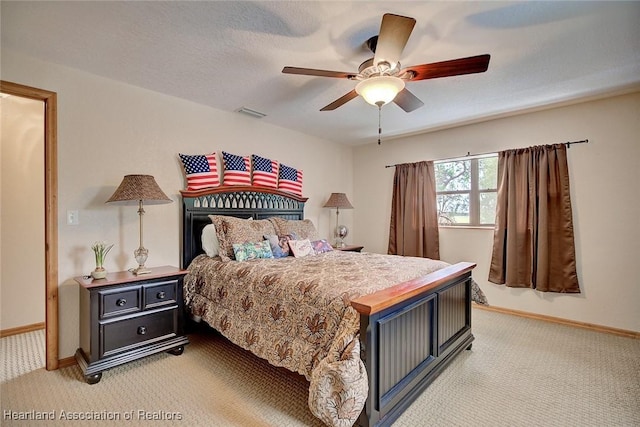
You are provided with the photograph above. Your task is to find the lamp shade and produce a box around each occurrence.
[323,193,353,209]
[106,175,172,205]
[355,76,405,106]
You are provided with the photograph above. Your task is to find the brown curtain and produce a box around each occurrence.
[488,144,580,292]
[388,161,440,259]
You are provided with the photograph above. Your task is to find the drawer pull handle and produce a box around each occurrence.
[116,298,127,307]
[137,326,147,335]
[156,291,166,299]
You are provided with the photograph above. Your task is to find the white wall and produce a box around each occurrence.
[1,50,354,358]
[0,95,45,329]
[353,92,640,332]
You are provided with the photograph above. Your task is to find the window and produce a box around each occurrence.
[435,154,498,226]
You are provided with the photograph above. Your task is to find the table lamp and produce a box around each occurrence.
[323,192,353,248]
[106,175,172,275]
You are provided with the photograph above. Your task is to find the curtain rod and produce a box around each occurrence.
[384,139,589,168]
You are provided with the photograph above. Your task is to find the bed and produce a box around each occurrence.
[181,186,477,427]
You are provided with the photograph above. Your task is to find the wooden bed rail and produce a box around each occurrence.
[351,262,476,315]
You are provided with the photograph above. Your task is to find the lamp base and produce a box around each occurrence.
[335,225,348,248]
[132,266,151,275]
[133,245,150,275]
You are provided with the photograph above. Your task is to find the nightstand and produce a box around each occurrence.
[334,245,364,252]
[74,266,189,384]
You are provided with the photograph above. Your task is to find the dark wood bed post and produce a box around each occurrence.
[181,187,476,427]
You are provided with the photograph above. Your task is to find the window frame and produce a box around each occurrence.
[435,154,498,227]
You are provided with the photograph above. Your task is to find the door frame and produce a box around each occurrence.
[1,80,58,370]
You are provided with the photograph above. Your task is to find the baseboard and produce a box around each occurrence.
[57,356,78,369]
[473,304,639,339]
[0,322,45,338]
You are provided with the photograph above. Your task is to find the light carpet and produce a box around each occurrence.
[1,309,638,426]
[0,329,45,383]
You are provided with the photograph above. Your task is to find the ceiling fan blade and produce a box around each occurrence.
[373,14,416,68]
[282,66,355,79]
[403,54,491,81]
[320,90,359,111]
[393,88,424,112]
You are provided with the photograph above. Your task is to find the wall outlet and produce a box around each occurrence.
[67,210,79,225]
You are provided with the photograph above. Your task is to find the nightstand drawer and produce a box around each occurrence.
[100,288,141,318]
[101,308,177,358]
[144,280,177,309]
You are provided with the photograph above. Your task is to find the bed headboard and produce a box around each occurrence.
[180,186,308,268]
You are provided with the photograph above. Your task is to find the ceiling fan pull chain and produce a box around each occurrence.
[378,103,383,145]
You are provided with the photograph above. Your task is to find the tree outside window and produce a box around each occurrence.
[435,155,497,226]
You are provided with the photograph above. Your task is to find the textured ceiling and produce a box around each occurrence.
[2,1,639,146]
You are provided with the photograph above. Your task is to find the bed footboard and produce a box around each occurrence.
[351,262,476,427]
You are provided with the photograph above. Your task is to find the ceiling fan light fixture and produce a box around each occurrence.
[356,76,405,106]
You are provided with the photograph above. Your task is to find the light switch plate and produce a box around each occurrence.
[67,210,79,225]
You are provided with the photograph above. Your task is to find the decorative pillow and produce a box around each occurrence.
[222,151,251,186]
[288,239,313,258]
[278,163,303,196]
[252,154,279,188]
[201,224,220,257]
[269,217,319,241]
[178,152,220,190]
[209,215,277,261]
[311,239,333,255]
[232,240,274,262]
[263,233,298,258]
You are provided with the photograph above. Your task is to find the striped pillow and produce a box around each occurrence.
[251,154,279,188]
[278,163,303,196]
[222,151,251,186]
[178,152,220,191]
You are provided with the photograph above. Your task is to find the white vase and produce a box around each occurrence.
[91,267,107,280]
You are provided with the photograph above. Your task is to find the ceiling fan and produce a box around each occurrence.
[282,13,491,113]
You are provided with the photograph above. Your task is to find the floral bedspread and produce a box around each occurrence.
[184,251,456,426]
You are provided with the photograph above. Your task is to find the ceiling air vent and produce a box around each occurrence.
[236,107,267,119]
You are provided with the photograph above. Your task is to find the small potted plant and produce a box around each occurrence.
[91,241,114,279]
